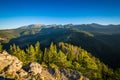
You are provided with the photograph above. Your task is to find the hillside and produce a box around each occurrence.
[0,24,44,43]
[0,42,119,80]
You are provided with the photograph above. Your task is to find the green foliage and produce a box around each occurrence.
[8,42,120,80]
[26,45,37,63]
[54,50,68,67]
[49,63,59,69]
[0,43,3,52]
[72,61,82,70]
[43,48,49,64]
[114,68,120,80]
[9,44,26,65]
[43,42,57,65]
[35,41,43,63]
[67,49,74,62]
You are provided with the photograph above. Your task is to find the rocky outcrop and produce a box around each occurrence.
[0,51,89,80]
[0,51,22,73]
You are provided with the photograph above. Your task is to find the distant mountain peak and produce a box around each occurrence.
[18,24,45,29]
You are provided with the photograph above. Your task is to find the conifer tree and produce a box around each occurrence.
[43,43,57,65]
[16,46,26,63]
[9,44,17,56]
[26,45,36,62]
[0,43,3,53]
[43,48,49,64]
[9,44,26,64]
[19,50,26,65]
[67,50,74,62]
[49,42,57,63]
[35,41,43,63]
[13,44,17,52]
[55,50,67,67]
[9,45,13,54]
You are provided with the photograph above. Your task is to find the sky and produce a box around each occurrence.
[0,0,120,29]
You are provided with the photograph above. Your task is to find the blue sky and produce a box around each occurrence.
[0,0,120,29]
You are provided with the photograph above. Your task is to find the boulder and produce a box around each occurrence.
[0,51,22,73]
[23,62,42,75]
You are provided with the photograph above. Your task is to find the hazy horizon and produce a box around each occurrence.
[1,22,120,30]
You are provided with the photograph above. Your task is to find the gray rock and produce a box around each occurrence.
[23,62,42,75]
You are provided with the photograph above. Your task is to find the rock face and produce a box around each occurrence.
[0,51,22,73]
[0,51,89,80]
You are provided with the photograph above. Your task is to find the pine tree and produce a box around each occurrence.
[49,42,57,63]
[43,43,57,65]
[35,41,43,63]
[16,46,26,64]
[13,44,17,53]
[54,50,67,67]
[0,43,3,53]
[43,48,49,64]
[9,44,17,56]
[67,50,74,62]
[9,45,13,54]
[26,45,36,62]
[19,50,26,65]
[9,44,26,64]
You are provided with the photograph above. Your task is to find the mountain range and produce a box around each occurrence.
[0,23,120,69]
